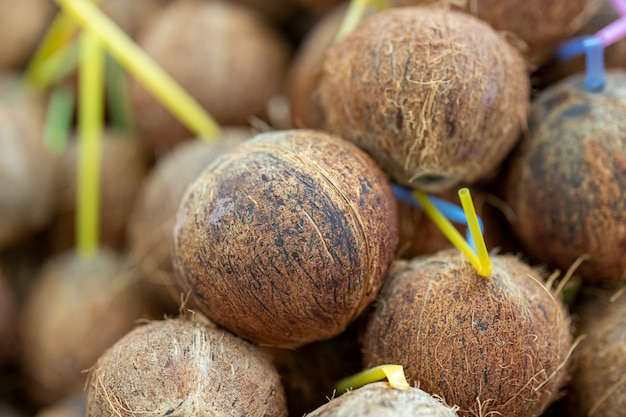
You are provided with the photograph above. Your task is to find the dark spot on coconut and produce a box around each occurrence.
[540,90,572,114]
[261,174,269,181]
[412,173,450,188]
[538,302,548,320]
[559,103,592,119]
[474,320,488,331]
[164,409,175,416]
[395,108,403,131]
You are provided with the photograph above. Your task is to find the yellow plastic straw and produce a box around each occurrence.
[413,190,485,275]
[24,0,100,88]
[336,365,410,393]
[54,0,221,141]
[76,31,104,257]
[458,188,492,276]
[335,0,390,41]
[28,40,79,89]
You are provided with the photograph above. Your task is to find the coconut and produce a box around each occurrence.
[390,0,601,66]
[306,382,458,416]
[566,287,626,417]
[0,74,58,250]
[35,393,87,417]
[504,71,626,285]
[318,7,529,193]
[363,249,572,417]
[287,3,346,130]
[47,131,148,253]
[294,0,345,16]
[128,129,251,311]
[173,129,398,348]
[130,0,291,155]
[99,0,170,40]
[86,316,288,417]
[0,0,54,70]
[19,250,151,405]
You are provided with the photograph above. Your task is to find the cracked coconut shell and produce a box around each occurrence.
[86,316,287,417]
[318,7,529,193]
[363,249,572,417]
[173,129,398,348]
[505,71,626,285]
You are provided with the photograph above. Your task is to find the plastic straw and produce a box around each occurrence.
[76,31,104,257]
[55,0,221,140]
[335,0,390,41]
[43,86,75,154]
[336,365,410,393]
[458,188,492,276]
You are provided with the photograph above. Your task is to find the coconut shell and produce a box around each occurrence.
[505,71,626,285]
[566,287,626,417]
[318,7,529,193]
[86,316,288,417]
[391,0,601,67]
[128,129,251,311]
[48,131,148,253]
[0,74,57,249]
[363,249,572,417]
[173,129,399,348]
[19,250,151,405]
[306,382,458,416]
[130,0,291,155]
[0,0,54,70]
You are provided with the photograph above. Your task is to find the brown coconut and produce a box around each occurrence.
[318,7,529,193]
[86,316,288,417]
[287,3,346,130]
[505,71,626,285]
[130,0,291,155]
[128,129,252,311]
[391,0,601,67]
[363,249,573,417]
[173,129,399,348]
[566,287,626,417]
[0,74,58,249]
[0,0,54,71]
[99,0,170,40]
[19,250,151,405]
[48,131,148,253]
[306,382,459,416]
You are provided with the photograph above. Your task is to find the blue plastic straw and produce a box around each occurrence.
[557,35,606,92]
[391,183,484,253]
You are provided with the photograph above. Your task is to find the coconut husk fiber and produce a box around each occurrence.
[128,129,252,312]
[566,287,626,417]
[306,382,459,416]
[505,71,626,285]
[363,249,573,417]
[390,0,602,67]
[318,7,529,193]
[86,316,288,417]
[173,129,398,348]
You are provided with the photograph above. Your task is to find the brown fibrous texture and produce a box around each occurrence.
[318,7,529,193]
[19,250,151,405]
[130,0,291,155]
[49,131,148,253]
[173,129,399,348]
[0,74,58,249]
[390,0,601,66]
[566,288,626,417]
[363,249,573,417]
[306,382,459,417]
[505,71,626,285]
[86,316,288,417]
[128,129,252,311]
[287,3,346,130]
[0,0,54,70]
